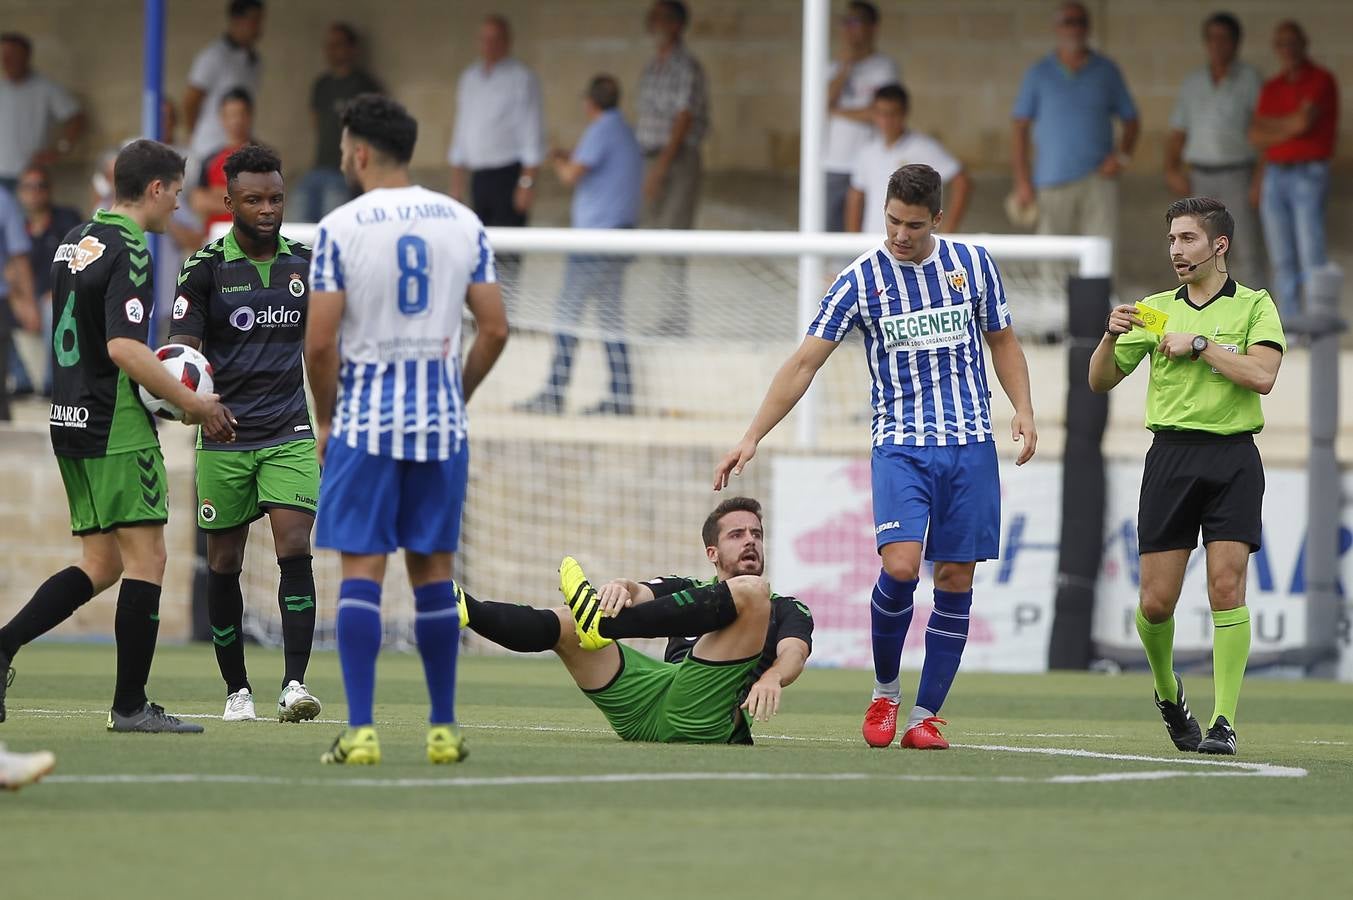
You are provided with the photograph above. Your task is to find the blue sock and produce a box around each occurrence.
[871,570,917,700]
[914,588,973,716]
[336,579,382,728]
[413,581,461,725]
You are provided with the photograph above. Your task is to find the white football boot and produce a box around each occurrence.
[278,681,322,723]
[223,688,257,722]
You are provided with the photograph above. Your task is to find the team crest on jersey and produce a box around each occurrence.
[945,269,969,293]
[54,235,107,273]
[124,298,144,324]
[288,273,306,298]
[172,295,189,320]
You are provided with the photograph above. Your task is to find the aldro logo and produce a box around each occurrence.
[230,305,302,332]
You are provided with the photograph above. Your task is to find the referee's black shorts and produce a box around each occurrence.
[1138,430,1265,555]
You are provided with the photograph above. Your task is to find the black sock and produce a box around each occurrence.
[112,579,161,714]
[0,566,96,658]
[277,554,316,687]
[598,581,738,640]
[464,591,561,653]
[207,568,249,694]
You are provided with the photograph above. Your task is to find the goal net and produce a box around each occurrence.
[228,226,1105,653]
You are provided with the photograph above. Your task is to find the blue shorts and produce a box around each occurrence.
[871,441,1000,562]
[315,438,469,555]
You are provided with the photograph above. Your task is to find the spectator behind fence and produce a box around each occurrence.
[1011,2,1138,258]
[192,88,256,230]
[846,84,970,236]
[15,166,80,395]
[184,0,265,161]
[1165,12,1264,288]
[299,22,381,222]
[0,185,37,421]
[1249,20,1339,320]
[448,16,543,230]
[518,75,644,418]
[0,32,85,193]
[824,2,899,233]
[638,0,709,337]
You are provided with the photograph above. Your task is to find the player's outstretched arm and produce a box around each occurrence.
[107,337,235,441]
[741,637,810,722]
[305,289,345,462]
[982,327,1038,466]
[462,282,509,403]
[714,335,838,490]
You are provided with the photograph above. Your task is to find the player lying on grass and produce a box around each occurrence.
[461,497,813,744]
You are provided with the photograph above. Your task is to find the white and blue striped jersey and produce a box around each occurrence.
[809,238,1012,447]
[310,185,495,461]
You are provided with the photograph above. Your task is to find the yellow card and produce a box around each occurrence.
[1134,302,1169,337]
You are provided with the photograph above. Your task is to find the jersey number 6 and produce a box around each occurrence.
[396,235,429,315]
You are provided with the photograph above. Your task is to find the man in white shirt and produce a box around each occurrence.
[183,0,265,162]
[447,15,544,231]
[846,84,971,236]
[0,33,85,192]
[824,2,899,232]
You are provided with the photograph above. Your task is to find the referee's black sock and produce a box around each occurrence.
[208,568,250,695]
[464,591,561,653]
[277,555,317,688]
[598,581,738,640]
[112,579,161,715]
[0,566,96,659]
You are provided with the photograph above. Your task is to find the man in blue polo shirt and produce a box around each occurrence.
[1010,2,1137,257]
[518,74,643,417]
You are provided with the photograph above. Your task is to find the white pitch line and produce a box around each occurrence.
[1297,740,1349,746]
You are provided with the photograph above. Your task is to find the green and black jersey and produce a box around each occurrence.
[171,230,313,451]
[48,209,158,459]
[648,575,814,684]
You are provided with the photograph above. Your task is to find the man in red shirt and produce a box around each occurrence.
[191,87,255,230]
[1249,20,1338,320]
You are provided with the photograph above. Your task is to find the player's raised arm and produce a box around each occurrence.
[304,287,344,462]
[462,281,508,403]
[713,335,839,490]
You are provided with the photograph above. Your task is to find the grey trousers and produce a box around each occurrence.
[825,171,852,232]
[1190,163,1264,289]
[642,143,702,335]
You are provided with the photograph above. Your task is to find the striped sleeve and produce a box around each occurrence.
[975,246,1012,332]
[310,223,345,291]
[807,269,861,341]
[470,226,496,284]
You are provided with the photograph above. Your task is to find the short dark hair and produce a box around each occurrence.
[0,32,32,55]
[1166,196,1235,247]
[223,143,282,189]
[587,75,621,110]
[330,21,359,45]
[848,2,880,25]
[886,164,942,216]
[656,1,688,28]
[220,87,254,110]
[1204,11,1242,43]
[113,139,186,202]
[228,0,263,18]
[873,83,909,111]
[341,93,417,165]
[702,497,762,549]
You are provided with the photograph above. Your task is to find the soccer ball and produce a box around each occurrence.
[138,344,215,421]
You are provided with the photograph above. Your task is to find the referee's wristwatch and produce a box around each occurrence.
[1190,334,1209,360]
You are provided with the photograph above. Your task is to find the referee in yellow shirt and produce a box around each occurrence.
[1089,197,1286,756]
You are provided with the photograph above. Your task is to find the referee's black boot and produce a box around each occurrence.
[1154,672,1202,752]
[1197,715,1238,756]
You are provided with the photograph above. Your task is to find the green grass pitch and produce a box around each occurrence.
[2,643,1350,900]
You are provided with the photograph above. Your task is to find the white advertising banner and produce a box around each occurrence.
[770,455,1353,675]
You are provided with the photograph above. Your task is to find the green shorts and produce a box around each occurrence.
[583,644,759,744]
[58,448,168,536]
[196,439,319,530]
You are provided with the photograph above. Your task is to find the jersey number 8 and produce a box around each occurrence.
[396,235,429,315]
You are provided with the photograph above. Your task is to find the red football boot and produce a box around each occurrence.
[900,716,949,750]
[861,698,899,748]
